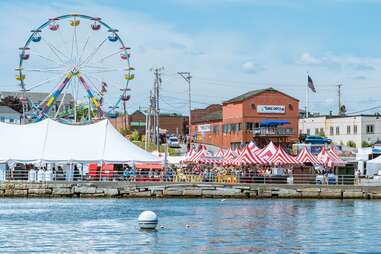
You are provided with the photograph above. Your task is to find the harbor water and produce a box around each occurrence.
[0,198,380,253]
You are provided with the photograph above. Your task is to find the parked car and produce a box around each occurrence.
[168,137,181,148]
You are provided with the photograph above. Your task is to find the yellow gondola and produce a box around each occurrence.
[69,20,80,27]
[16,75,25,81]
[124,73,135,80]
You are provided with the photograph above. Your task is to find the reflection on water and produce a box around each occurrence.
[0,198,380,253]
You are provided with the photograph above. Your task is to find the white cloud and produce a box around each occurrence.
[297,53,322,65]
[241,60,265,74]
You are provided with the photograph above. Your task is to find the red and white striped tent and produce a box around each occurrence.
[248,141,260,153]
[318,146,345,167]
[222,147,237,166]
[232,146,267,166]
[328,145,345,165]
[199,156,224,165]
[267,146,300,166]
[256,141,277,160]
[234,147,241,156]
[214,148,225,157]
[296,146,322,165]
[181,148,197,163]
[189,149,210,163]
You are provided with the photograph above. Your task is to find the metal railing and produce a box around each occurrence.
[0,168,367,185]
[251,127,294,136]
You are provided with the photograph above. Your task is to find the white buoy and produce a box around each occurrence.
[138,211,158,230]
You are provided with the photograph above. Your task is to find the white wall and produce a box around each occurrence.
[299,115,381,148]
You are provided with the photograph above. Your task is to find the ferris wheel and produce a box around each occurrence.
[16,14,134,123]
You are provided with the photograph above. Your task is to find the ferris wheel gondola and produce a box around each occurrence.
[16,14,134,124]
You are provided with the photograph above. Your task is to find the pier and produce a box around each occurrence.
[1,182,381,199]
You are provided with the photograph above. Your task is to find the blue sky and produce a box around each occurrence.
[1,0,381,115]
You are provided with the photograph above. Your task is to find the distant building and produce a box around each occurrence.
[191,88,300,148]
[0,91,74,115]
[0,106,21,124]
[299,115,381,148]
[110,110,189,137]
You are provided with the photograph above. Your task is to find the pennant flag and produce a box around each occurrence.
[308,75,316,93]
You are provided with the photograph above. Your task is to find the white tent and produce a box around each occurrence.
[0,118,159,164]
[366,156,381,176]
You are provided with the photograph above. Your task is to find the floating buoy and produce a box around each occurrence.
[138,211,158,230]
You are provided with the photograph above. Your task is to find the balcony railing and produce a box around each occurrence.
[251,127,293,136]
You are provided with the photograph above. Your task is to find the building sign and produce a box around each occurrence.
[198,124,211,132]
[257,105,285,114]
[130,121,146,127]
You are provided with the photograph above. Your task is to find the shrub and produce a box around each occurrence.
[362,141,372,147]
[346,140,356,148]
[131,130,140,141]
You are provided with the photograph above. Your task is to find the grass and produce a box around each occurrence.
[133,141,181,156]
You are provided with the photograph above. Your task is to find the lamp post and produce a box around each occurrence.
[177,72,192,151]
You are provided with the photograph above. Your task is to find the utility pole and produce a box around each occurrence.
[337,83,343,115]
[177,72,192,151]
[151,67,164,152]
[145,90,153,151]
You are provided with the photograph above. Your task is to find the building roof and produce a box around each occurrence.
[302,114,381,119]
[192,111,222,124]
[223,87,299,104]
[0,91,74,104]
[0,106,21,115]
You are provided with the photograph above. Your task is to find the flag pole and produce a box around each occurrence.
[306,72,309,118]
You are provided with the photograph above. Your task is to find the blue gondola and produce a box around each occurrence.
[31,34,41,42]
[108,34,118,42]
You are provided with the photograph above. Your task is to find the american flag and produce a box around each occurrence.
[308,75,316,93]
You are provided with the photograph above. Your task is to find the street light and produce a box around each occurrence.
[177,72,192,151]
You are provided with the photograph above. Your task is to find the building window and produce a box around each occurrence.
[347,125,351,135]
[212,125,220,134]
[245,122,254,131]
[330,126,334,135]
[320,128,324,136]
[315,128,319,135]
[336,127,340,135]
[307,129,310,135]
[354,125,358,134]
[366,125,374,134]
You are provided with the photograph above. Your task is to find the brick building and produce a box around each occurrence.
[191,88,299,148]
[110,110,188,137]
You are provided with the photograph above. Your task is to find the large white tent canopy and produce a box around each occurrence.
[0,118,159,164]
[366,156,381,176]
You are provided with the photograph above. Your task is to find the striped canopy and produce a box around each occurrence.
[214,148,225,157]
[234,147,241,156]
[296,146,322,165]
[232,146,267,166]
[222,147,237,166]
[318,146,345,167]
[267,146,300,166]
[189,149,210,163]
[248,141,260,153]
[256,141,277,160]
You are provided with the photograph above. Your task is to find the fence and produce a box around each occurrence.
[0,168,365,185]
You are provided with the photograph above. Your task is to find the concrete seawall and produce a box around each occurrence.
[1,182,381,199]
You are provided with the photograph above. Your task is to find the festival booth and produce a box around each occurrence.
[264,146,300,184]
[233,146,268,183]
[0,119,159,181]
[292,146,323,184]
